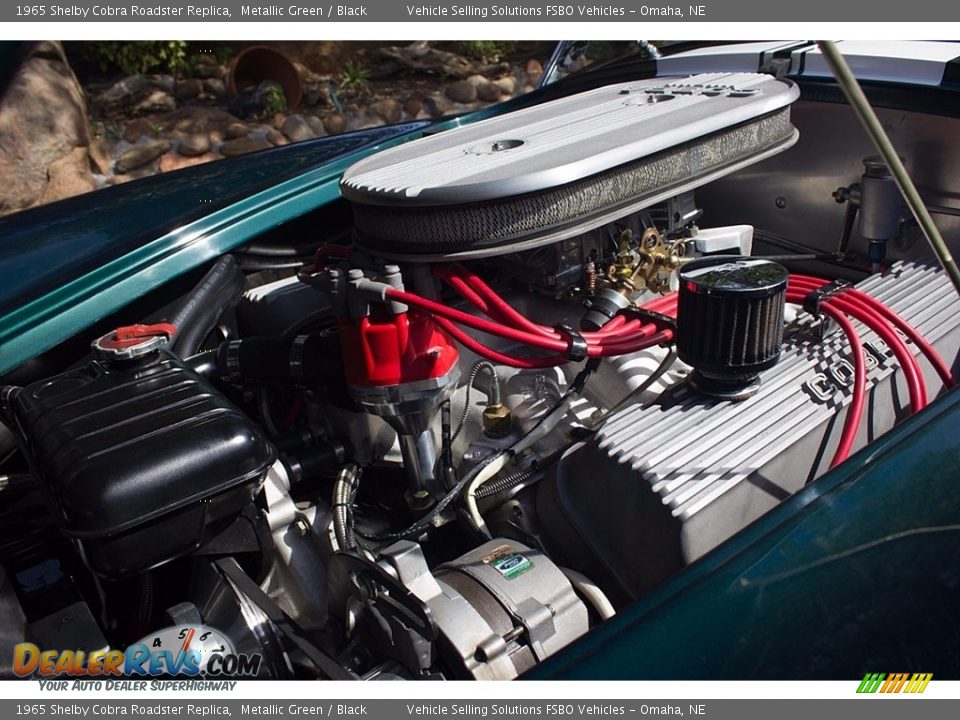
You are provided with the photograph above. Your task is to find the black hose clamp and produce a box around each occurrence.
[222,340,243,384]
[623,306,678,332]
[803,279,852,316]
[554,323,589,362]
[289,334,309,383]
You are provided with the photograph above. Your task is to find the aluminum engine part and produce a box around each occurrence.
[378,539,588,680]
[237,274,331,337]
[0,566,27,676]
[537,261,960,603]
[341,73,799,259]
[258,461,334,631]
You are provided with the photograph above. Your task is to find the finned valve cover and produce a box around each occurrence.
[341,73,800,259]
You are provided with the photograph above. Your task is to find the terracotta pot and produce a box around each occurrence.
[228,45,302,110]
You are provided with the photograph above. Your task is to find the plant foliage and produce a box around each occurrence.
[456,41,517,63]
[83,41,190,76]
[338,60,371,91]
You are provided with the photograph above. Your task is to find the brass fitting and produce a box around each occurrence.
[482,403,512,438]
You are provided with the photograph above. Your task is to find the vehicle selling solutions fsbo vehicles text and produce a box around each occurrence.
[403,5,701,17]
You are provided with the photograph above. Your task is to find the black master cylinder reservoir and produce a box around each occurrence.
[676,256,788,400]
[6,324,275,578]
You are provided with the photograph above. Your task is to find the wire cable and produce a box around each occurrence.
[451,361,502,443]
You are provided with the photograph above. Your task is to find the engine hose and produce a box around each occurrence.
[355,365,598,545]
[238,242,323,257]
[184,350,220,381]
[465,360,598,538]
[559,567,616,621]
[844,289,953,387]
[257,387,281,437]
[429,269,674,367]
[0,421,16,464]
[168,256,246,357]
[433,317,567,369]
[233,255,313,272]
[354,459,485,544]
[436,266,555,339]
[823,305,866,467]
[215,332,343,387]
[332,463,361,552]
[137,573,154,624]
[451,360,502,443]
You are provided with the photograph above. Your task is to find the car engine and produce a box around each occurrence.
[1,72,957,680]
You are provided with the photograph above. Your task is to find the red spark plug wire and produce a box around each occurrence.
[401,265,944,469]
[782,287,866,467]
[383,285,673,359]
[433,266,648,342]
[788,278,927,413]
[792,275,954,390]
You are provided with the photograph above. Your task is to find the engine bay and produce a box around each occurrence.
[1,71,957,680]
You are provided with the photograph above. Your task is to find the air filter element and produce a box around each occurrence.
[341,73,800,260]
[677,256,787,400]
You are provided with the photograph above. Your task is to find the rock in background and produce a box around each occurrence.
[1,41,554,217]
[0,42,96,216]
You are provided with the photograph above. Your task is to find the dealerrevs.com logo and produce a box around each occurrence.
[857,673,933,694]
[13,624,262,678]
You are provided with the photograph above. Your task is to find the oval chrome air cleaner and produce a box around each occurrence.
[340,73,800,260]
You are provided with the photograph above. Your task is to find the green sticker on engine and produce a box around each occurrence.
[487,548,533,580]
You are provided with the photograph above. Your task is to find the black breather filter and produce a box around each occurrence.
[676,256,788,400]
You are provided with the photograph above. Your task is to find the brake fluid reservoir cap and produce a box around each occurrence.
[92,323,176,362]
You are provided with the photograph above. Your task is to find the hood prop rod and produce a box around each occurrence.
[817,40,960,298]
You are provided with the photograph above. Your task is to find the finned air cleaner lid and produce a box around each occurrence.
[341,73,799,259]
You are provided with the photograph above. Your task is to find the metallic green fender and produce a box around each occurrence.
[0,123,434,373]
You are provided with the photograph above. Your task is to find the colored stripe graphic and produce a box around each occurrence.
[881,673,908,693]
[906,673,933,693]
[857,673,885,693]
[858,672,931,693]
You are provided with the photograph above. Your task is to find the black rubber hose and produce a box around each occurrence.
[234,255,313,272]
[168,256,245,357]
[184,350,220,381]
[0,420,16,461]
[215,331,343,386]
[237,242,320,257]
